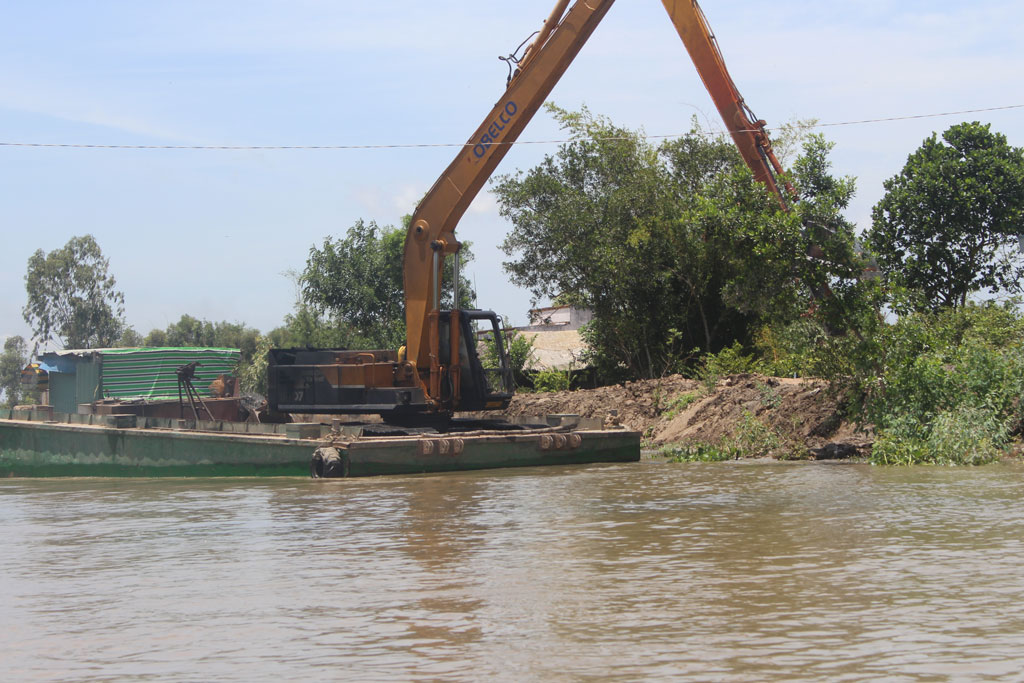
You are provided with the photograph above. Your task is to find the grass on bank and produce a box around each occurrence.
[682,303,1024,466]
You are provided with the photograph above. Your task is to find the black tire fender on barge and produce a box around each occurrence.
[311,447,347,478]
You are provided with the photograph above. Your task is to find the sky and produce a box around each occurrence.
[1,0,1022,348]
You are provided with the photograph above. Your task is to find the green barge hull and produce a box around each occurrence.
[0,411,640,478]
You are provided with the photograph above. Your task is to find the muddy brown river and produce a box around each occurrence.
[3,461,1024,680]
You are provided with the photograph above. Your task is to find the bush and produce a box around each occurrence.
[871,406,1009,466]
[533,368,574,393]
[691,341,761,390]
[480,323,537,389]
[753,320,827,378]
[731,410,781,458]
[857,303,1024,465]
[239,336,271,396]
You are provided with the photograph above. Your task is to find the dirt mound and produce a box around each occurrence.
[504,375,701,434]
[503,373,871,459]
[653,374,868,456]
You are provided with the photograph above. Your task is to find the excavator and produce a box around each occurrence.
[267,0,792,424]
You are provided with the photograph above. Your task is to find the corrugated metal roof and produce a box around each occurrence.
[98,348,240,400]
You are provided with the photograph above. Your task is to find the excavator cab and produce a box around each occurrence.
[266,308,512,419]
[436,309,514,412]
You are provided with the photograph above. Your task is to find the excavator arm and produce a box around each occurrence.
[403,0,791,407]
[661,0,794,205]
[269,0,791,419]
[402,0,614,397]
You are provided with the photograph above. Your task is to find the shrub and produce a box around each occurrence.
[731,410,781,458]
[753,320,825,378]
[480,323,537,389]
[857,303,1024,465]
[692,341,761,390]
[533,368,574,393]
[239,336,271,396]
[871,406,1009,466]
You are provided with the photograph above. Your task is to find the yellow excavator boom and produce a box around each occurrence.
[402,0,790,408]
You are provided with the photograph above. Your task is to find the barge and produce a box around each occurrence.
[0,408,640,478]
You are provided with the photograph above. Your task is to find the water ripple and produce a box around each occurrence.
[3,462,1024,680]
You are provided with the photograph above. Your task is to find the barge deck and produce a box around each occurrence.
[0,409,640,478]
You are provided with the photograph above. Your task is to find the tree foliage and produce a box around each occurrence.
[143,315,261,365]
[0,336,29,408]
[299,219,475,349]
[116,327,144,348]
[852,302,1024,465]
[23,235,126,349]
[868,121,1024,310]
[265,303,357,350]
[494,105,863,380]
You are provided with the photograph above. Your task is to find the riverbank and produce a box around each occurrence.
[503,373,873,460]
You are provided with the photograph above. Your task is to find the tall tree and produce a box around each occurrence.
[116,327,144,348]
[23,235,125,349]
[265,303,358,350]
[0,336,29,408]
[144,315,261,365]
[160,314,215,347]
[494,106,861,380]
[868,121,1024,310]
[300,219,475,350]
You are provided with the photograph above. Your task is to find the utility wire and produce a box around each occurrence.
[1,104,1021,151]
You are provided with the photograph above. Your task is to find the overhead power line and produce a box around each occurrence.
[813,104,1024,128]
[1,104,1021,151]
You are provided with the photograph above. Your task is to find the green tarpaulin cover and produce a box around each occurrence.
[99,348,240,400]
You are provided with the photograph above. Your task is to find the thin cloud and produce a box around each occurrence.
[0,73,205,143]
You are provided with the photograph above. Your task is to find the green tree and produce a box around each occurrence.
[23,235,126,349]
[868,121,1024,310]
[160,314,215,347]
[143,328,167,347]
[140,315,262,394]
[145,314,261,366]
[209,321,261,364]
[0,336,29,408]
[116,327,144,347]
[265,303,359,349]
[300,219,475,349]
[494,106,862,380]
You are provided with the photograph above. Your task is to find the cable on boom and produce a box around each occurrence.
[499,31,539,85]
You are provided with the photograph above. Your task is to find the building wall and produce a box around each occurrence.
[76,359,101,405]
[526,306,594,332]
[49,373,77,415]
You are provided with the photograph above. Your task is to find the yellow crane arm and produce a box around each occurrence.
[402,0,791,399]
[402,0,615,375]
[662,0,792,204]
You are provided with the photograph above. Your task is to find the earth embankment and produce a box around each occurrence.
[503,374,871,459]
